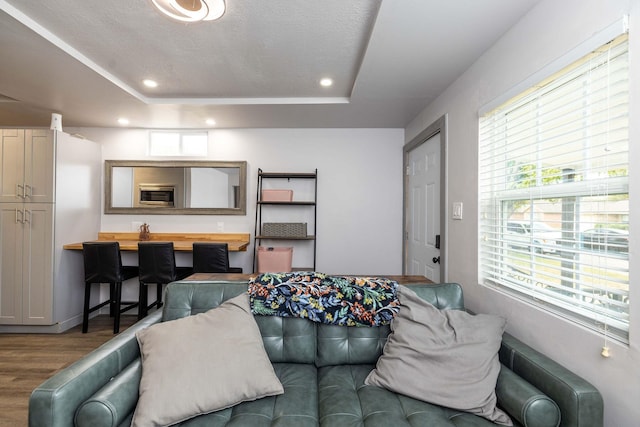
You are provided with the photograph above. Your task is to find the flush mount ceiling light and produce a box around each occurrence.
[151,0,226,22]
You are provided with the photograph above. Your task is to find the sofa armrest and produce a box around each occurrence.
[496,364,560,427]
[74,359,141,427]
[28,312,161,427]
[499,333,603,427]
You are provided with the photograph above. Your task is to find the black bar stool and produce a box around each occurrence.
[137,242,193,320]
[192,242,243,273]
[82,242,139,334]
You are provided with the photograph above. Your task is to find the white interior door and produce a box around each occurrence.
[406,133,441,282]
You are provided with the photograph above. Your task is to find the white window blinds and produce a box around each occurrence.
[478,34,629,341]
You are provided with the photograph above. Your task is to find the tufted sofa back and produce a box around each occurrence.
[163,281,465,366]
[314,283,465,366]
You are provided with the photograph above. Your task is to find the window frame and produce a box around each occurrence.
[478,32,630,342]
[148,131,208,157]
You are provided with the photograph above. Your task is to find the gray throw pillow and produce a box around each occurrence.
[131,293,284,427]
[365,285,512,426]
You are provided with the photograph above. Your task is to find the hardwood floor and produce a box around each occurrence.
[0,315,139,427]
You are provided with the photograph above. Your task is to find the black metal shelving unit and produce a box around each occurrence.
[253,168,317,272]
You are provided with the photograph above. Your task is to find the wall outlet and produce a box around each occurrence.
[217,221,224,232]
[132,221,143,231]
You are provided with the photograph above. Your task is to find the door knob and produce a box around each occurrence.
[432,256,440,264]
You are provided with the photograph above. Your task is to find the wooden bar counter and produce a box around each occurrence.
[63,232,251,252]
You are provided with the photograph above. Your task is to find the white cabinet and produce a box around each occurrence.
[0,203,53,324]
[0,129,101,330]
[0,127,55,325]
[0,129,54,203]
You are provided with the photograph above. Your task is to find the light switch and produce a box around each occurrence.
[452,202,463,220]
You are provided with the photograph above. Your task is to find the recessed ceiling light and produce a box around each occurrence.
[117,118,130,126]
[143,79,158,88]
[206,118,216,126]
[320,78,333,87]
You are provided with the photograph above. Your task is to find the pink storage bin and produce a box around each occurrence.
[261,189,293,202]
[257,246,293,273]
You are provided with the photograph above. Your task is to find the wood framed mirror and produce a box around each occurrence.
[104,160,247,215]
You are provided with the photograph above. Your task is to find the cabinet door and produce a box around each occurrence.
[0,204,24,324]
[24,130,55,203]
[0,129,26,202]
[21,204,53,324]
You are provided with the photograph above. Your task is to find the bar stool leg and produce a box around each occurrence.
[113,281,122,334]
[156,283,163,309]
[82,282,91,333]
[109,282,116,317]
[138,282,148,321]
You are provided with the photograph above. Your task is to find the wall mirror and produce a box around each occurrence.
[105,160,247,215]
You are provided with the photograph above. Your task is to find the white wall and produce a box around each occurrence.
[70,127,405,275]
[53,131,102,327]
[406,0,638,425]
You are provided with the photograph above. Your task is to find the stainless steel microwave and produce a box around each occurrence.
[138,184,175,207]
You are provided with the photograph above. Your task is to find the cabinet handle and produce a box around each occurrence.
[16,208,24,224]
[17,184,25,198]
[25,184,32,198]
[24,209,31,224]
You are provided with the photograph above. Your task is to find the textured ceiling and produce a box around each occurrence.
[0,0,541,129]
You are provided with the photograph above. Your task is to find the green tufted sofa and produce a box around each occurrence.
[29,281,603,427]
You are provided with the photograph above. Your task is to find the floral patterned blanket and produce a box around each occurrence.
[248,271,400,327]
